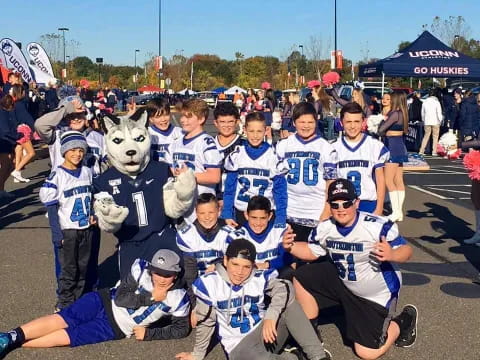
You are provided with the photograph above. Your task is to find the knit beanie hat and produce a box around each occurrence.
[60,130,88,156]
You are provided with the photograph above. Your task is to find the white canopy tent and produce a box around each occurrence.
[178,88,197,95]
[225,86,247,95]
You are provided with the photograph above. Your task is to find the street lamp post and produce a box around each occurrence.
[454,35,460,50]
[134,49,140,88]
[334,0,337,69]
[58,27,69,80]
[158,0,162,89]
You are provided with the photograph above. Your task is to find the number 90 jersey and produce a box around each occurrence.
[39,166,93,230]
[193,269,277,354]
[276,134,337,223]
[308,212,407,309]
[224,144,280,212]
[333,134,390,201]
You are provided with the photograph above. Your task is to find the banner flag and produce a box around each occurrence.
[0,38,34,83]
[29,64,56,85]
[27,42,54,78]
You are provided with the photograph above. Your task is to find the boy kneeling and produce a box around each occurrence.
[176,239,330,360]
[0,250,189,356]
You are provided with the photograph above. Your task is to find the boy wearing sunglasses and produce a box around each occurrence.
[283,179,418,360]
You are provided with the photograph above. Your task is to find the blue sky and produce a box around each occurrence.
[2,1,480,66]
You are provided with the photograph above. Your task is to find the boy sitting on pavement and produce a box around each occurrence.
[283,178,418,360]
[175,239,330,360]
[0,250,189,356]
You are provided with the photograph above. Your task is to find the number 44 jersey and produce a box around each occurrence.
[39,166,93,230]
[276,134,337,223]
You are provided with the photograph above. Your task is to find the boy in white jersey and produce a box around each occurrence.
[213,102,244,204]
[221,112,287,227]
[143,98,183,164]
[175,239,330,360]
[167,99,222,221]
[333,102,389,214]
[39,131,96,310]
[35,98,106,176]
[0,250,189,355]
[176,193,233,309]
[226,196,291,273]
[283,179,418,359]
[276,102,337,243]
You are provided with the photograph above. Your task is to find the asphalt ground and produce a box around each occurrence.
[1,135,480,359]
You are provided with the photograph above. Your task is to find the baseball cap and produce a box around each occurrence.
[148,249,181,276]
[328,179,358,202]
[225,238,256,263]
[60,130,88,156]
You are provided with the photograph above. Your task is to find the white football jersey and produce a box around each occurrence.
[215,135,243,195]
[276,134,337,223]
[333,135,389,201]
[227,223,287,265]
[39,166,93,230]
[176,223,233,275]
[167,132,222,195]
[308,211,406,308]
[111,259,190,337]
[49,129,106,176]
[148,124,183,164]
[224,144,280,212]
[193,269,277,354]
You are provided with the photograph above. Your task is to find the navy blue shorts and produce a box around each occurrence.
[358,200,377,213]
[263,111,273,126]
[384,136,408,164]
[59,292,116,347]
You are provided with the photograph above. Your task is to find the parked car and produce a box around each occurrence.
[196,91,217,107]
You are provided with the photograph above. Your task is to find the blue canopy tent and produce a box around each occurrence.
[212,86,227,94]
[359,31,480,91]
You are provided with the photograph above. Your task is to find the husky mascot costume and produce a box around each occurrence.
[93,111,196,279]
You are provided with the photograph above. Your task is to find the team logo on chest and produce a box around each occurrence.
[109,178,122,195]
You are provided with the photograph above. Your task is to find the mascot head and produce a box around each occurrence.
[101,112,150,177]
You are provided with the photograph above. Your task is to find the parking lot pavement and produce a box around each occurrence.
[1,154,480,359]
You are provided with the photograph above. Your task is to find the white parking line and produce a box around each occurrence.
[408,185,451,199]
[421,184,470,187]
[425,188,470,195]
[405,172,466,175]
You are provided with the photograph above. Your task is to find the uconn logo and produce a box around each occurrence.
[409,50,459,59]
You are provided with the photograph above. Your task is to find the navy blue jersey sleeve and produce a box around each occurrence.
[220,171,238,220]
[272,175,287,225]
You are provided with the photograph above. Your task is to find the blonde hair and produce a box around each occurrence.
[352,89,366,111]
[291,93,300,105]
[390,92,409,134]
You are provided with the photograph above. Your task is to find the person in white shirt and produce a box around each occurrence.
[419,89,443,156]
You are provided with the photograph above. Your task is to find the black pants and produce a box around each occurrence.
[118,226,180,280]
[58,227,94,309]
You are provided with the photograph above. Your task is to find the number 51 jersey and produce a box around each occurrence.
[276,134,337,223]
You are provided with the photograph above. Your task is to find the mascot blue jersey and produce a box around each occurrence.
[93,161,172,243]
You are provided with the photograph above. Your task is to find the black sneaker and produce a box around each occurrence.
[395,304,418,348]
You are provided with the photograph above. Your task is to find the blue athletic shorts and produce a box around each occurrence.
[59,292,116,347]
[358,200,377,213]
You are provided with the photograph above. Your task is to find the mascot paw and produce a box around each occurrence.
[93,192,129,233]
[163,169,196,219]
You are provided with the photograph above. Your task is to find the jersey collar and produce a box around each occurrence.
[335,211,360,237]
[244,221,273,243]
[295,133,322,144]
[59,165,82,178]
[341,133,367,152]
[183,131,206,145]
[245,141,269,160]
[150,124,174,136]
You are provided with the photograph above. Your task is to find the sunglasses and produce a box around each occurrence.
[329,200,355,210]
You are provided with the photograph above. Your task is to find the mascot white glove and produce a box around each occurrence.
[163,168,196,219]
[93,192,129,233]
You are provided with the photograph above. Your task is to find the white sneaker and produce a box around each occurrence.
[464,233,480,244]
[11,170,30,183]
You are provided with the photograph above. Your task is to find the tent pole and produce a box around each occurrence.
[382,72,385,95]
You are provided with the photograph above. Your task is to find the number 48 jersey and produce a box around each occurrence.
[39,166,93,230]
[276,134,337,223]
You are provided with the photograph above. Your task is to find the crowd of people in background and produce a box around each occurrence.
[2,70,480,359]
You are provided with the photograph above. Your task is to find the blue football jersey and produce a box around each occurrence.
[93,161,172,242]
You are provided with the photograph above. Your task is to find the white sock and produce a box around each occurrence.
[397,190,405,217]
[389,191,399,218]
